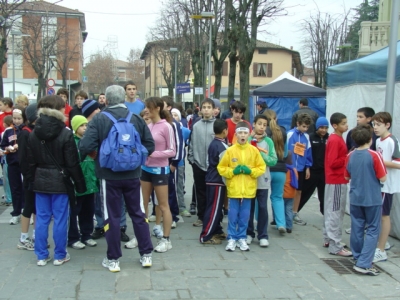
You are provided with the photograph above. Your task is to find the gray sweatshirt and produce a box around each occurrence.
[188,118,216,171]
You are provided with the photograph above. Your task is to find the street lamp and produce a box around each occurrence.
[68,68,74,104]
[158,64,163,97]
[169,48,178,103]
[191,12,215,98]
[11,30,29,100]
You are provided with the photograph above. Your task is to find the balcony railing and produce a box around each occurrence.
[358,21,391,57]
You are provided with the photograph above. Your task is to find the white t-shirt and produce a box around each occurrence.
[376,134,400,194]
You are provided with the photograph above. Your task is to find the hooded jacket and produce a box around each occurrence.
[27,108,86,194]
[217,142,266,198]
[188,117,216,171]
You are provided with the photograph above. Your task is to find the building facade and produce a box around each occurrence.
[1,1,86,101]
[140,40,303,102]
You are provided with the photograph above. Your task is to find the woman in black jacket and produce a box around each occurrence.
[27,95,86,267]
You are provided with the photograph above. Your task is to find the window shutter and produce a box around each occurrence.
[267,63,272,77]
[253,63,258,77]
[222,61,228,76]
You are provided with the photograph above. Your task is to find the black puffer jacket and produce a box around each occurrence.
[27,108,86,194]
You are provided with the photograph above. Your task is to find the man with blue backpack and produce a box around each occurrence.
[79,85,155,273]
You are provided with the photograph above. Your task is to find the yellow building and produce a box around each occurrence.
[359,0,400,57]
[140,40,302,102]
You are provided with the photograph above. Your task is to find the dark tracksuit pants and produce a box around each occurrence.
[299,169,325,215]
[200,184,226,242]
[192,164,207,220]
[21,185,36,218]
[247,189,269,240]
[101,178,153,260]
[68,193,95,244]
[169,167,180,223]
[8,164,24,217]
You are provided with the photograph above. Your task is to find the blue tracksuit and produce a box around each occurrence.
[287,128,313,172]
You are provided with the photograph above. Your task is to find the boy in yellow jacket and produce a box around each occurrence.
[217,122,266,251]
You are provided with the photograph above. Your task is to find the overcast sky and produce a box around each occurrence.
[59,0,364,63]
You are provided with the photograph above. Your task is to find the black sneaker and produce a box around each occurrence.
[120,230,130,242]
[91,228,104,240]
[270,220,276,226]
[190,203,196,215]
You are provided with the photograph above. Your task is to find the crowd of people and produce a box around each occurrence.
[1,84,398,276]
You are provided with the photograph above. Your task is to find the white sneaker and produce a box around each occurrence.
[154,238,172,253]
[140,254,152,267]
[37,256,52,266]
[246,235,253,245]
[171,221,177,229]
[148,215,156,222]
[237,239,250,251]
[225,239,236,252]
[102,257,120,272]
[83,239,97,247]
[9,215,21,225]
[53,253,71,266]
[259,239,269,247]
[124,237,138,249]
[180,210,191,217]
[385,241,392,251]
[71,241,85,249]
[152,225,163,238]
[345,228,351,234]
[373,249,388,263]
[30,216,34,225]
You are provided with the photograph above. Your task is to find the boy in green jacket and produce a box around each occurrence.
[247,114,278,247]
[68,115,99,249]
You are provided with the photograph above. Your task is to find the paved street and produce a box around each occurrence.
[1,167,400,300]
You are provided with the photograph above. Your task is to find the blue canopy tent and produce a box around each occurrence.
[250,72,326,130]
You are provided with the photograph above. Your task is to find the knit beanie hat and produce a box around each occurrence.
[212,98,221,109]
[25,103,38,124]
[316,117,329,129]
[81,99,100,118]
[71,115,88,133]
[171,108,181,121]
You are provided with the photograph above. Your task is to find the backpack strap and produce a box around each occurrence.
[101,111,118,123]
[102,111,133,123]
[22,126,32,133]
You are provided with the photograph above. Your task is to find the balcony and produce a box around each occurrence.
[358,21,391,57]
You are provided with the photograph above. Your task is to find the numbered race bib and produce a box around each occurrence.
[294,142,305,157]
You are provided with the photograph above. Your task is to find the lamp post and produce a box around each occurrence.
[169,48,178,103]
[190,12,215,98]
[158,64,163,97]
[11,30,29,99]
[68,68,74,104]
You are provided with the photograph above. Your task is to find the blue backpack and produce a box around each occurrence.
[99,111,148,172]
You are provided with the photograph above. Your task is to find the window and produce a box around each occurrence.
[145,65,150,79]
[253,63,272,77]
[211,61,228,76]
[7,54,23,69]
[258,49,268,54]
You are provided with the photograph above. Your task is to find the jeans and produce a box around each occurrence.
[284,198,294,230]
[94,192,126,229]
[270,172,286,228]
[176,165,186,211]
[2,163,12,203]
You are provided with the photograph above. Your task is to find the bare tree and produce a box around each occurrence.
[0,0,27,97]
[229,0,285,116]
[84,51,115,94]
[126,48,145,98]
[51,15,80,88]
[302,9,349,89]
[19,13,67,99]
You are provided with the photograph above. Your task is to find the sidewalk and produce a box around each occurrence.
[1,179,400,299]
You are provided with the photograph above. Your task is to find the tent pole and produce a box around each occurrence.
[385,0,400,122]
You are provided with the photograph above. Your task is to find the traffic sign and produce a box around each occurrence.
[47,88,55,95]
[176,83,190,94]
[194,87,203,95]
[46,78,55,87]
